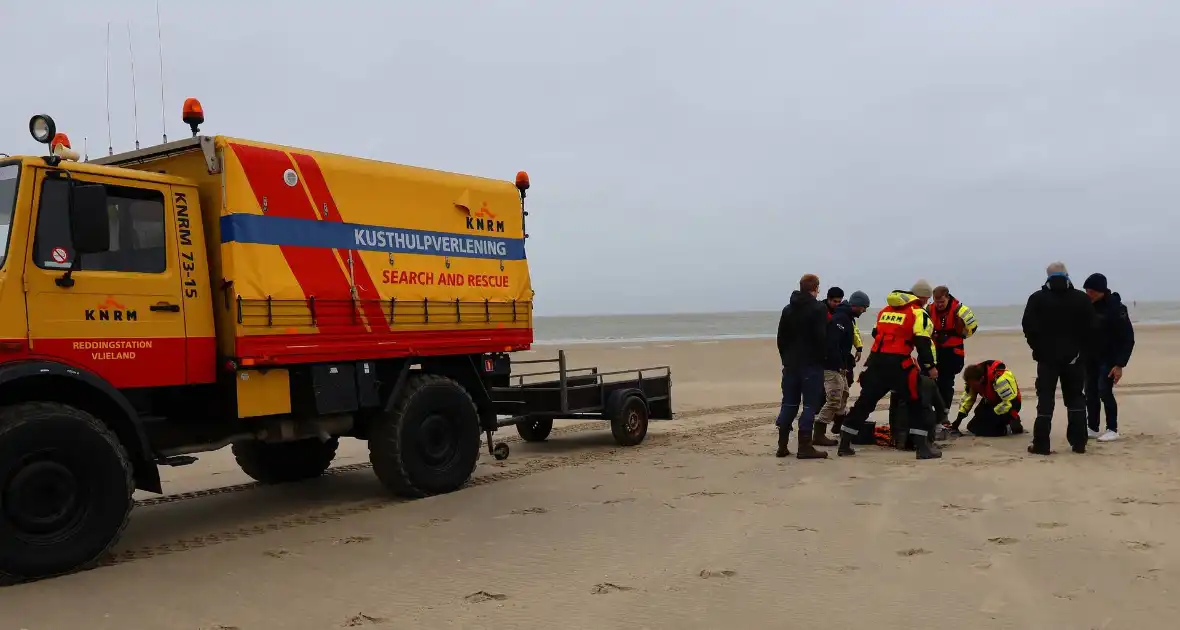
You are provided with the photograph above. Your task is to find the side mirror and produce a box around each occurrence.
[69,183,110,254]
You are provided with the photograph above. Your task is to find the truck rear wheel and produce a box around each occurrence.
[232,438,339,484]
[516,419,554,442]
[369,374,481,498]
[0,402,134,584]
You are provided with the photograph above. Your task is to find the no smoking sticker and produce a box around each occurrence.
[51,247,69,264]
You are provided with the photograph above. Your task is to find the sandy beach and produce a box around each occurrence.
[3,327,1180,629]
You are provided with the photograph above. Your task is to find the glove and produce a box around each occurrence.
[951,412,966,430]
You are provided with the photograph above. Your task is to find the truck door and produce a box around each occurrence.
[24,170,189,389]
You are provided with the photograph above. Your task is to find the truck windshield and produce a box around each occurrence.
[0,164,18,269]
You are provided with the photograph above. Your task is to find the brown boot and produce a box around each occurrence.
[775,427,791,457]
[812,421,838,447]
[797,433,829,460]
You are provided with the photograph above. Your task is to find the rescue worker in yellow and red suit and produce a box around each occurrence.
[838,280,942,460]
[927,286,979,413]
[951,360,1024,438]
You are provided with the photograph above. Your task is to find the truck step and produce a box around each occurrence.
[158,455,199,467]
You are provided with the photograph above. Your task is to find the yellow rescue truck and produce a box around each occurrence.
[0,104,671,583]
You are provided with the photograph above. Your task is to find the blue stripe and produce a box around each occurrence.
[220,214,526,260]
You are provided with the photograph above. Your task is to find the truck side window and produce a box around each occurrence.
[34,178,167,274]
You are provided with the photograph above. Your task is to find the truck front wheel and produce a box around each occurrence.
[369,374,481,498]
[232,438,339,484]
[0,402,134,584]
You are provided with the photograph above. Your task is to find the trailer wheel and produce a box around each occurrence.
[610,394,649,447]
[231,438,339,484]
[369,374,481,498]
[516,419,554,442]
[0,402,134,584]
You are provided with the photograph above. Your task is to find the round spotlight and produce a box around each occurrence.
[29,114,57,144]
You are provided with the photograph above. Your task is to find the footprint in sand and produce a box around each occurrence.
[942,503,984,513]
[684,491,727,498]
[699,569,738,579]
[509,507,549,516]
[335,536,373,545]
[591,583,636,594]
[602,498,637,505]
[1124,541,1158,551]
[465,591,509,603]
[897,548,931,557]
[263,549,291,559]
[785,525,818,532]
[972,561,993,570]
[1110,511,1127,517]
[202,626,240,630]
[988,537,1020,546]
[422,518,452,527]
[342,613,388,627]
[853,501,882,507]
[1036,522,1067,530]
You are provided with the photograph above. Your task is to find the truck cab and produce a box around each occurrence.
[0,155,216,390]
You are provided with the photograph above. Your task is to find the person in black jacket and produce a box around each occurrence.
[1081,273,1135,442]
[1021,262,1096,455]
[775,274,830,460]
[815,287,854,447]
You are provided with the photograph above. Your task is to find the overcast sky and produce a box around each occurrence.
[2,1,1176,315]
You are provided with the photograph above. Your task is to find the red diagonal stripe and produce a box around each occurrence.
[291,152,390,331]
[229,143,365,333]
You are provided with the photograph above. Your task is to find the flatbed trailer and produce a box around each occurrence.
[487,350,672,457]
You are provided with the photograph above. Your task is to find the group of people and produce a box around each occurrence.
[774,262,1135,460]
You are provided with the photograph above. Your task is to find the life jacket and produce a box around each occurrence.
[978,360,1021,417]
[870,302,919,356]
[930,297,965,355]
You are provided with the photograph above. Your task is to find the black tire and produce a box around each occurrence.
[231,438,339,484]
[516,418,554,442]
[369,374,481,498]
[0,402,134,584]
[610,395,649,447]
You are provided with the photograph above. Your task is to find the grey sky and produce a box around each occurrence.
[2,1,1176,316]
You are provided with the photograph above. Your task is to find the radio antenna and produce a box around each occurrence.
[155,1,168,143]
[84,137,89,162]
[105,22,113,156]
[127,21,141,150]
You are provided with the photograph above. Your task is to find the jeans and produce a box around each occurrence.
[1084,359,1118,433]
[775,366,824,434]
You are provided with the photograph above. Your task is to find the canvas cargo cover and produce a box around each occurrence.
[212,137,533,350]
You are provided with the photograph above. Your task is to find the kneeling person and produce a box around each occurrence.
[952,360,1024,437]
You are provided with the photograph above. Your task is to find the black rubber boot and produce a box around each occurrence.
[812,422,838,447]
[797,433,829,460]
[837,432,856,456]
[1010,419,1025,435]
[831,413,845,435]
[915,434,942,460]
[775,427,791,458]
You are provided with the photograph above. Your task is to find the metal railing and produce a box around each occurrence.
[234,296,533,328]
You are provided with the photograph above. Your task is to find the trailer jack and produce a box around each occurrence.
[485,430,510,461]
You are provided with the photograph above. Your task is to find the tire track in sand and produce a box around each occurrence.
[99,412,775,572]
